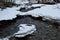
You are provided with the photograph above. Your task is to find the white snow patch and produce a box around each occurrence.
[18,3,60,20]
[54,3,60,9]
[15,24,36,37]
[38,5,60,19]
[32,4,45,7]
[0,6,20,20]
[0,4,60,21]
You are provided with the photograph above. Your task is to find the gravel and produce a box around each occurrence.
[11,16,59,40]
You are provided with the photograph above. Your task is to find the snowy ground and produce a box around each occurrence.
[0,3,60,21]
[0,6,20,20]
[19,3,60,20]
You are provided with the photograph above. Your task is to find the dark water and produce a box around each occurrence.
[0,16,60,40]
[12,16,59,40]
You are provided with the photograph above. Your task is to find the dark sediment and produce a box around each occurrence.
[0,15,60,40]
[16,16,60,40]
[0,18,19,38]
[9,15,60,40]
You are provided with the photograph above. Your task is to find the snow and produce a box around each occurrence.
[15,24,36,37]
[0,6,20,20]
[15,0,29,4]
[54,3,60,9]
[18,4,45,17]
[37,5,60,19]
[42,5,60,19]
[32,4,45,7]
[0,3,60,21]
[57,3,60,8]
[19,3,60,20]
[0,3,60,39]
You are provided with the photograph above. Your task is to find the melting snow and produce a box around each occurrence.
[0,3,60,21]
[15,24,36,37]
[19,3,60,19]
[0,24,36,39]
[0,7,20,20]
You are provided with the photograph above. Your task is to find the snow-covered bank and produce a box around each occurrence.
[0,3,60,21]
[19,3,60,20]
[0,7,20,21]
[15,0,29,4]
[0,4,44,21]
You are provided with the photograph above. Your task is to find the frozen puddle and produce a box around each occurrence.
[0,6,20,21]
[15,24,36,37]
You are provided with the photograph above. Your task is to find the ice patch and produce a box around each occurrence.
[15,24,36,37]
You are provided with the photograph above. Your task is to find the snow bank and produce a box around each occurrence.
[0,5,28,21]
[0,7,20,20]
[57,3,60,8]
[18,4,45,17]
[37,5,60,19]
[32,4,45,7]
[54,3,60,9]
[19,3,60,20]
[15,24,36,37]
[0,3,60,21]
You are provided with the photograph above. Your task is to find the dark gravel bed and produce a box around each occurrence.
[0,15,60,40]
[10,16,60,40]
[0,19,19,38]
